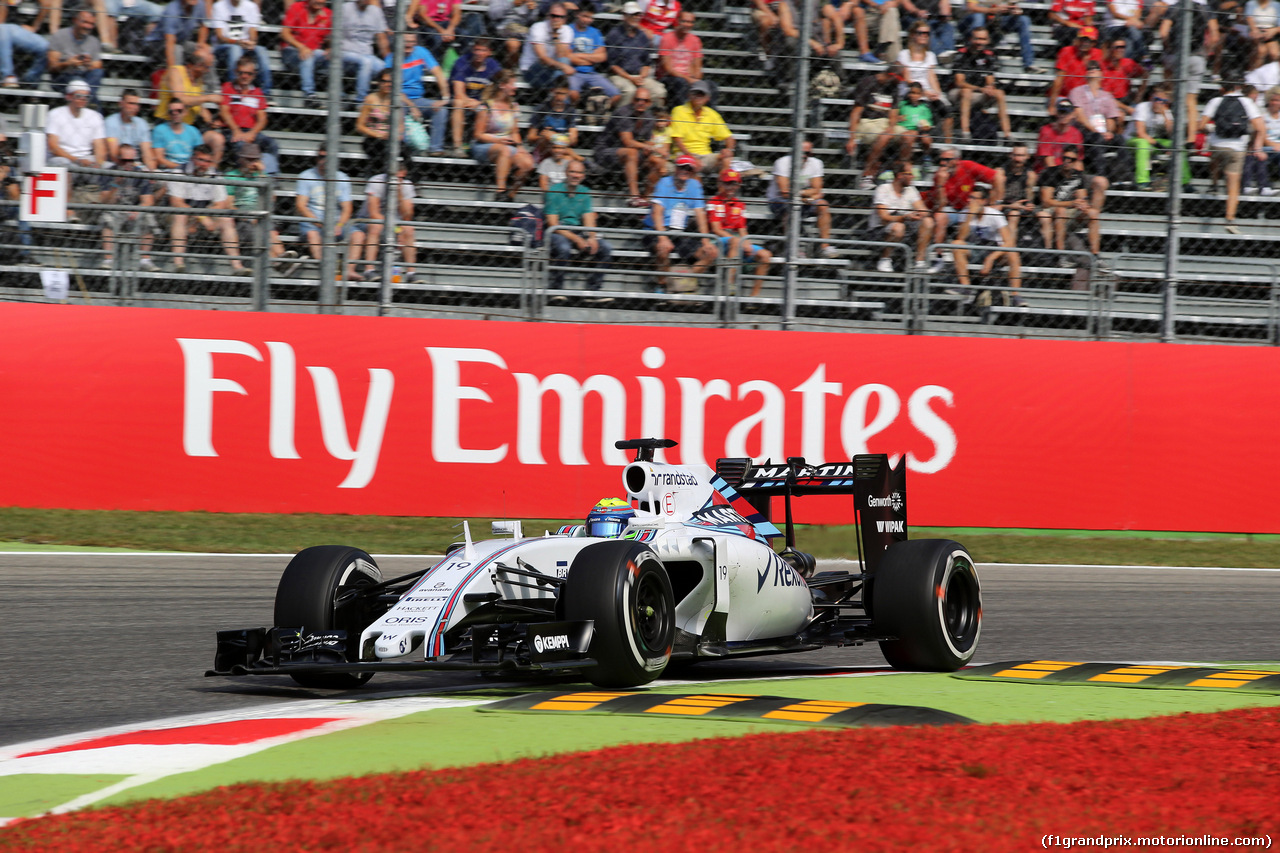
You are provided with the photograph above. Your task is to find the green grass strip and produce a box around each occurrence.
[0,775,127,818]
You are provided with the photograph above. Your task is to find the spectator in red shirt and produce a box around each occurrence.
[639,0,681,40]
[219,56,280,173]
[414,0,485,60]
[707,168,774,296]
[1048,25,1102,109]
[1098,34,1145,112]
[926,145,1005,270]
[280,0,331,109]
[658,10,714,107]
[1036,98,1085,169]
[1049,0,1096,47]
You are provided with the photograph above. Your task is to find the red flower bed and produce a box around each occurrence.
[4,707,1279,852]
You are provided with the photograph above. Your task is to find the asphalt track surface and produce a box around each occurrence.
[1,553,1278,748]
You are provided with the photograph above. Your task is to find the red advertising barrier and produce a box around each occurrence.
[2,303,1278,531]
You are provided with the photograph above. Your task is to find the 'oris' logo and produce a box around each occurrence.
[867,492,904,512]
[533,634,571,653]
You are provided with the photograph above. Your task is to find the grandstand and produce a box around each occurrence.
[2,0,1277,343]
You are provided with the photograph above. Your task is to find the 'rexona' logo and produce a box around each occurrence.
[867,492,904,513]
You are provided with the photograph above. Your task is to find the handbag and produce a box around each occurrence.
[403,116,430,152]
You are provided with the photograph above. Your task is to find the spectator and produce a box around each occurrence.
[607,1,666,106]
[1246,57,1280,102]
[487,0,537,68]
[354,160,417,281]
[47,9,102,101]
[750,0,789,68]
[644,154,717,292]
[860,0,906,61]
[898,21,953,143]
[801,0,847,59]
[537,132,579,188]
[414,0,484,60]
[897,82,935,163]
[828,0,883,64]
[927,145,1006,270]
[89,0,164,54]
[1213,0,1252,82]
[1244,87,1280,193]
[1103,0,1145,59]
[546,159,612,293]
[1097,33,1145,115]
[1036,97,1085,169]
[343,0,390,103]
[638,0,681,42]
[99,143,160,271]
[768,138,836,258]
[1037,144,1102,262]
[472,69,534,200]
[1049,0,1096,48]
[845,63,906,188]
[1068,60,1122,178]
[168,143,251,274]
[902,0,956,59]
[281,0,331,109]
[670,80,734,174]
[0,1,49,89]
[47,80,106,232]
[386,31,449,154]
[1125,84,1191,190]
[519,3,571,93]
[952,185,1021,303]
[950,27,1011,139]
[1199,79,1266,234]
[1048,25,1101,108]
[295,146,368,281]
[209,0,270,94]
[658,10,713,109]
[104,88,156,170]
[961,0,1040,73]
[448,38,502,156]
[223,142,295,272]
[591,86,663,205]
[154,47,226,163]
[1159,0,1216,140]
[357,68,427,171]
[708,168,773,296]
[562,4,619,110]
[865,162,933,271]
[528,83,579,158]
[1000,141,1038,238]
[153,98,205,168]
[141,0,211,70]
[219,56,280,173]
[1246,0,1280,67]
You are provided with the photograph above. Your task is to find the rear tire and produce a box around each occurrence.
[872,539,981,671]
[562,541,674,688]
[274,545,383,689]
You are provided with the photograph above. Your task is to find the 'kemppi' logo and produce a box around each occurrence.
[534,634,571,653]
[867,492,904,513]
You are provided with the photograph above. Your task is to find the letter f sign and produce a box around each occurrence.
[29,173,56,215]
[21,168,68,222]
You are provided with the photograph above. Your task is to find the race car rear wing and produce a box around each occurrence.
[715,454,908,576]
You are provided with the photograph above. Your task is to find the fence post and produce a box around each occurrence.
[781,0,815,331]
[318,0,344,314]
[379,0,407,316]
[254,175,274,312]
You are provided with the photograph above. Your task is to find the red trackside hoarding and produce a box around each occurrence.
[1,302,1276,531]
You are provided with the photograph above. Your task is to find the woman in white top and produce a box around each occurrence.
[1246,0,1280,65]
[1244,86,1280,192]
[896,22,953,142]
[471,69,535,201]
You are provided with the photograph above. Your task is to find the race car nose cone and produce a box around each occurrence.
[375,631,416,658]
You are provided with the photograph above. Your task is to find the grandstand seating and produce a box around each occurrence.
[2,0,1276,342]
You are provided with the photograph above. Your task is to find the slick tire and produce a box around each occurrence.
[872,539,981,672]
[275,545,383,689]
[562,541,675,688]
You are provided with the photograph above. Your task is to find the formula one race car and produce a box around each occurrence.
[209,439,981,688]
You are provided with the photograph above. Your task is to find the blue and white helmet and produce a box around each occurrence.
[586,497,635,538]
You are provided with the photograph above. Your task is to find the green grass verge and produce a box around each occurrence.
[2,506,1280,566]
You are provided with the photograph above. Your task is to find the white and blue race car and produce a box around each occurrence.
[209,438,981,688]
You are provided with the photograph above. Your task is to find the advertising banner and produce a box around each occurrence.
[2,303,1277,531]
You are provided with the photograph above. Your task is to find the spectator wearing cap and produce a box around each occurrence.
[104,89,157,170]
[1049,0,1096,48]
[99,143,160,272]
[295,146,369,281]
[0,0,49,89]
[448,38,501,158]
[768,138,836,258]
[658,10,713,110]
[644,154,718,291]
[220,56,280,173]
[224,141,295,274]
[545,159,612,293]
[518,3,572,94]
[281,0,331,110]
[537,132,580,189]
[353,160,418,281]
[153,96,206,168]
[563,4,620,111]
[528,82,580,160]
[168,143,252,274]
[47,9,103,101]
[708,168,773,297]
[210,0,271,95]
[1036,97,1085,170]
[342,0,391,102]
[386,31,450,155]
[47,81,106,224]
[669,79,734,174]
[1048,25,1101,108]
[590,86,663,206]
[1067,60,1121,178]
[607,1,666,107]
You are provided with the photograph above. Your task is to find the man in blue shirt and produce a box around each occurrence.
[152,100,204,168]
[386,32,450,153]
[564,4,619,110]
[104,89,155,169]
[545,159,613,293]
[295,146,369,281]
[644,154,717,290]
[447,37,501,155]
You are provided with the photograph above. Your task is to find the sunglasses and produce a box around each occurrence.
[940,157,957,163]
[1063,154,1080,161]
[119,157,139,161]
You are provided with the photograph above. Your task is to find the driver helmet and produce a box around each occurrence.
[586,497,635,537]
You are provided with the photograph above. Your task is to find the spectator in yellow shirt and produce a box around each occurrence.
[669,80,735,174]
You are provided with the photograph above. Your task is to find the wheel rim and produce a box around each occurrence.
[632,566,672,654]
[941,557,980,649]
